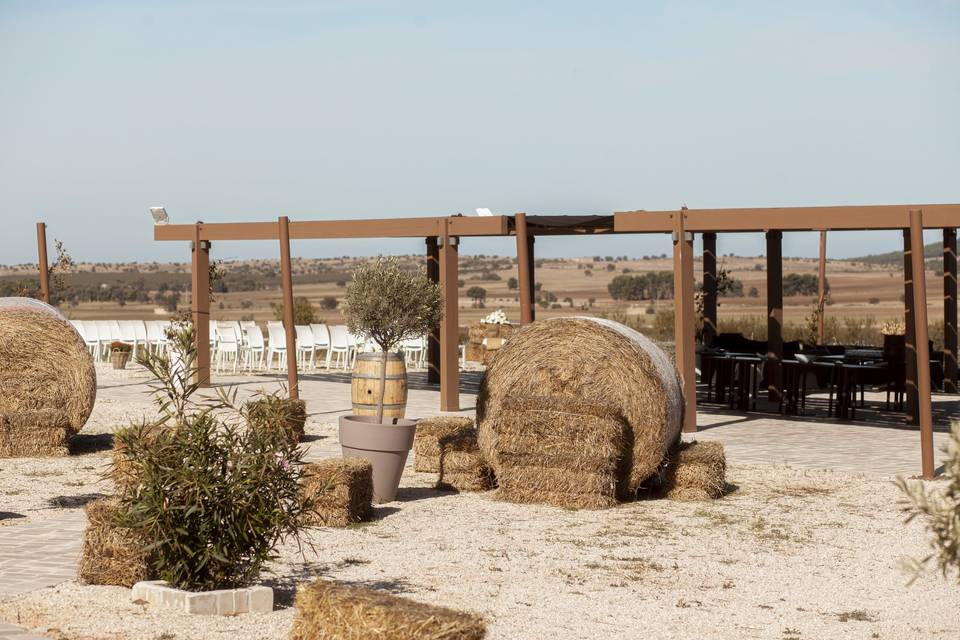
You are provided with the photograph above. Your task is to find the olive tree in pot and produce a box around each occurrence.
[340,257,443,503]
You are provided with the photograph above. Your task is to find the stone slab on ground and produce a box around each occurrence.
[132,581,273,615]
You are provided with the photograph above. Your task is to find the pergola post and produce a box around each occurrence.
[673,209,697,433]
[278,216,299,400]
[426,236,441,384]
[903,229,919,425]
[817,230,827,345]
[909,210,935,479]
[439,219,460,411]
[35,222,50,304]
[944,228,958,393]
[515,213,534,324]
[766,231,784,403]
[702,232,718,346]
[191,222,211,387]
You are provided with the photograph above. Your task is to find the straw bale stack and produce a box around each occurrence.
[77,497,150,587]
[413,416,474,472]
[0,299,96,454]
[289,579,486,640]
[465,322,514,364]
[414,417,493,492]
[301,458,374,527]
[661,440,726,501]
[477,317,683,507]
[0,409,73,457]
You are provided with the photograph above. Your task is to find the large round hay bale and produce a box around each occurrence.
[0,298,96,437]
[477,317,683,504]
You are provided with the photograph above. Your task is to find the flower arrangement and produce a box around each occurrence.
[880,319,906,336]
[110,341,132,353]
[480,309,509,325]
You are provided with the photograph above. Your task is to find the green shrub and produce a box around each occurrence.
[247,393,307,443]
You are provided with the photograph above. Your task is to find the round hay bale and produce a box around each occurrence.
[477,316,683,499]
[0,298,96,435]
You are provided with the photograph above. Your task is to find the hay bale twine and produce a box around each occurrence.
[0,298,96,440]
[477,317,683,500]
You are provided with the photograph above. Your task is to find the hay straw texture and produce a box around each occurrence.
[477,317,683,503]
[413,416,474,472]
[302,458,374,527]
[0,301,96,440]
[0,409,72,457]
[413,417,493,492]
[661,440,727,501]
[77,497,150,587]
[289,579,487,640]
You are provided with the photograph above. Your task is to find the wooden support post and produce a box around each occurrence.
[516,213,535,324]
[191,223,211,388]
[439,220,460,411]
[817,230,827,345]
[278,216,299,400]
[944,228,958,393]
[909,210,935,479]
[426,236,441,384]
[766,231,784,403]
[702,232,717,347]
[673,210,698,433]
[903,229,919,425]
[36,222,50,304]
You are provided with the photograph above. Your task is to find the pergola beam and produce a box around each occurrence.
[278,216,299,400]
[438,220,460,411]
[944,228,958,394]
[817,231,827,345]
[425,237,441,385]
[702,232,717,347]
[909,210,935,479]
[766,231,784,404]
[35,222,50,304]
[515,213,535,324]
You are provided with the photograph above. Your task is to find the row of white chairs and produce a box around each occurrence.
[70,319,172,361]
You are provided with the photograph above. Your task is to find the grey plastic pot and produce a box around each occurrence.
[339,415,417,503]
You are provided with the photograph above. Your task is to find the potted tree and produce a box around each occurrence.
[340,257,443,502]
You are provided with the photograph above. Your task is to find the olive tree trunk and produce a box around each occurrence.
[376,349,388,423]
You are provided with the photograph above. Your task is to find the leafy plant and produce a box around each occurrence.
[898,422,960,584]
[342,257,443,421]
[272,296,319,325]
[110,341,132,353]
[114,323,314,592]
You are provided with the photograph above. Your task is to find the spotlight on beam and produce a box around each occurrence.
[476,207,493,217]
[150,207,169,225]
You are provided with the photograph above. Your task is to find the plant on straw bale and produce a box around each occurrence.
[659,440,726,501]
[898,421,960,584]
[477,317,683,507]
[113,322,315,591]
[77,497,151,587]
[301,458,373,527]
[246,390,307,443]
[289,579,487,640]
[0,300,96,444]
[342,257,443,422]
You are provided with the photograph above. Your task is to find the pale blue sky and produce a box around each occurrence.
[1,1,957,265]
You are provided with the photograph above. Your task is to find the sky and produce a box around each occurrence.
[1,1,958,265]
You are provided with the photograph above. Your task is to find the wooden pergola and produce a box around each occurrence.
[143,203,958,479]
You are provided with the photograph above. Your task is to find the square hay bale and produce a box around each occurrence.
[661,440,726,501]
[289,578,486,640]
[467,324,487,344]
[247,397,307,443]
[77,497,151,587]
[436,450,494,493]
[302,458,373,527]
[0,409,72,457]
[413,416,475,472]
[490,397,628,509]
[464,343,484,363]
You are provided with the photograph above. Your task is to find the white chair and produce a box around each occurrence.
[209,320,218,348]
[266,323,288,371]
[244,325,266,371]
[403,336,426,369]
[146,321,167,354]
[294,325,314,370]
[327,325,353,370]
[310,323,330,369]
[132,321,148,358]
[214,325,240,374]
[96,320,113,360]
[119,321,139,356]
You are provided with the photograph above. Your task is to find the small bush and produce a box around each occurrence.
[247,393,307,443]
[868,297,881,305]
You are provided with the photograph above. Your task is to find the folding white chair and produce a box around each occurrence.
[214,325,240,374]
[403,336,426,369]
[310,323,330,369]
[96,320,113,360]
[266,323,288,371]
[146,321,167,354]
[132,320,148,359]
[244,325,266,371]
[119,321,139,355]
[327,325,352,370]
[295,325,314,370]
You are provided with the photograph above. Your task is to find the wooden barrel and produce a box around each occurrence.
[351,352,408,418]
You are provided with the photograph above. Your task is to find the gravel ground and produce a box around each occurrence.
[1,462,958,639]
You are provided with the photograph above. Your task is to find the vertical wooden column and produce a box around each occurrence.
[191,222,211,387]
[817,230,827,345]
[702,232,718,347]
[426,236,441,384]
[944,228,958,394]
[278,216,299,400]
[903,229,919,425]
[36,222,50,304]
[439,219,460,411]
[909,210,935,479]
[766,231,784,403]
[515,213,534,324]
[673,210,698,433]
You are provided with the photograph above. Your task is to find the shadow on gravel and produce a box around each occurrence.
[46,493,107,509]
[69,433,114,455]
